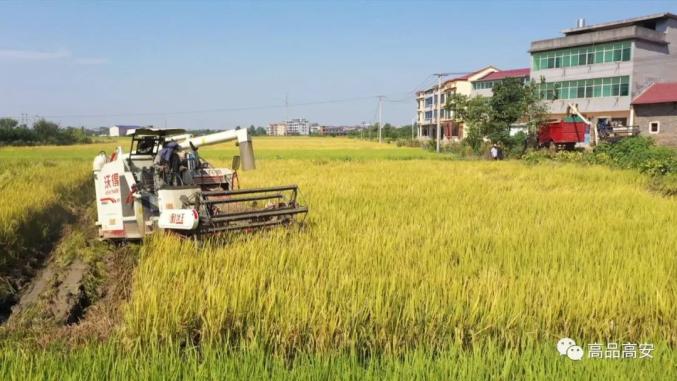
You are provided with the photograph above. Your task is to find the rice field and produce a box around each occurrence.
[0,137,675,379]
[0,160,88,252]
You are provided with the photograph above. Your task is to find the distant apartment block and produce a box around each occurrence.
[267,122,287,136]
[267,118,315,136]
[320,125,364,135]
[286,118,310,135]
[530,12,677,132]
[309,123,322,135]
[416,66,497,141]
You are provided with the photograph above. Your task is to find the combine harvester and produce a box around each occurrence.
[92,128,308,240]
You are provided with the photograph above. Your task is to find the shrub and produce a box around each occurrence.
[649,173,677,196]
[395,139,422,148]
[554,150,585,163]
[640,158,675,176]
[522,149,551,165]
[593,136,675,174]
[525,136,675,182]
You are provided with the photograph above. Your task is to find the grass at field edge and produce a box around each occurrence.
[0,342,674,380]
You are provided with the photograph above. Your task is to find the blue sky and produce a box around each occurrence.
[1,0,676,129]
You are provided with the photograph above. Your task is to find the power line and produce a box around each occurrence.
[432,73,458,153]
[385,71,471,102]
[404,74,435,96]
[26,71,477,123]
[385,97,416,103]
[374,75,436,103]
[39,95,383,119]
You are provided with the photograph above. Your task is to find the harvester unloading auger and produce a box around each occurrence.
[93,128,307,240]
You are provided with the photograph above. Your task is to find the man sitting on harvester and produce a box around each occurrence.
[155,141,185,186]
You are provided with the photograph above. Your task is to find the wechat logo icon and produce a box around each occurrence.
[557,337,584,361]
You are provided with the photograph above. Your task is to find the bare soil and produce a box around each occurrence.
[1,194,138,347]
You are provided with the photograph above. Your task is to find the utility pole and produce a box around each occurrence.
[434,74,443,153]
[411,117,416,140]
[432,72,455,153]
[285,93,289,122]
[378,96,384,143]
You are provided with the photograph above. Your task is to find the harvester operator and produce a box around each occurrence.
[155,141,185,186]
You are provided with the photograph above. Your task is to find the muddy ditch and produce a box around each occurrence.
[0,176,139,345]
[0,200,80,323]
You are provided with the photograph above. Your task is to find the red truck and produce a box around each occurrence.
[538,117,588,150]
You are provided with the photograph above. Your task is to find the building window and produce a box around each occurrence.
[473,78,529,90]
[424,111,433,121]
[533,41,631,71]
[473,81,495,90]
[538,76,629,100]
[649,121,660,134]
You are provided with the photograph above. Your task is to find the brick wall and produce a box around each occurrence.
[634,103,677,146]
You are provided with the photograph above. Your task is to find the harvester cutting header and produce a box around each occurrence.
[93,128,307,240]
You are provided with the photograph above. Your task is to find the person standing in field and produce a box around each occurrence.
[490,144,499,160]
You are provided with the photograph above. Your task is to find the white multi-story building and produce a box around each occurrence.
[416,66,497,141]
[470,68,531,97]
[286,118,310,135]
[267,122,287,136]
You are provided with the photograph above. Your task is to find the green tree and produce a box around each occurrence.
[33,119,61,143]
[0,118,92,145]
[522,81,550,148]
[64,126,92,144]
[445,78,549,154]
[464,97,492,151]
[445,93,491,152]
[0,118,19,142]
[0,118,18,130]
[488,77,527,145]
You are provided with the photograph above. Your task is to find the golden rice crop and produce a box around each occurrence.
[124,159,677,355]
[0,160,90,264]
[0,138,675,378]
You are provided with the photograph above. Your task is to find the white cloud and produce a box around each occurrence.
[74,57,109,65]
[0,48,108,65]
[0,48,71,61]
